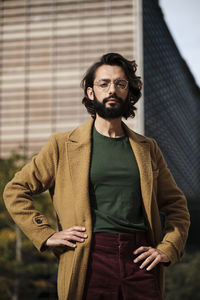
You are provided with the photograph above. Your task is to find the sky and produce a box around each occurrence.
[159,0,200,87]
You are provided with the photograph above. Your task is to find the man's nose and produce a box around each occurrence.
[108,82,117,94]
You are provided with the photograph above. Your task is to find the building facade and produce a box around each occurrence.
[0,0,143,158]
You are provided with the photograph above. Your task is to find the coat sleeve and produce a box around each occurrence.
[151,139,190,264]
[3,134,59,251]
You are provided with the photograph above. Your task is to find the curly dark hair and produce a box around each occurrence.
[81,52,142,119]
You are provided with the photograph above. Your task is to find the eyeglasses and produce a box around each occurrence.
[94,79,128,92]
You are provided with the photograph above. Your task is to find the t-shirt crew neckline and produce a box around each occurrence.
[93,125,127,142]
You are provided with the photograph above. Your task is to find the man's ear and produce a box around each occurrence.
[87,87,94,101]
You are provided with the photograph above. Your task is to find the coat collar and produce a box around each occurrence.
[67,118,148,145]
[67,119,94,145]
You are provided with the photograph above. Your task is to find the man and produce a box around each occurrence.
[4,53,190,300]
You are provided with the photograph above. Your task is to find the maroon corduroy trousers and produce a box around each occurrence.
[83,232,162,300]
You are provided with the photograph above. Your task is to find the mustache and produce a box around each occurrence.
[102,94,123,104]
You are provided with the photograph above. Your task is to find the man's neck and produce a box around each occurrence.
[94,115,124,138]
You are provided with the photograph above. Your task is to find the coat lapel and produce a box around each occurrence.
[123,124,153,231]
[66,119,94,227]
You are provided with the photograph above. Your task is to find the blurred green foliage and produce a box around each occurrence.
[0,154,199,299]
[165,251,200,300]
[0,154,57,299]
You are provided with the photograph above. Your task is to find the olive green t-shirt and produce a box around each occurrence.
[89,126,147,233]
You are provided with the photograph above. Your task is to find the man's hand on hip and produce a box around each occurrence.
[133,246,170,270]
[45,226,87,248]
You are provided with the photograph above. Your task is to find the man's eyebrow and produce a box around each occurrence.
[98,78,110,81]
[98,78,126,81]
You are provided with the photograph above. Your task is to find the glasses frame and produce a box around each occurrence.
[94,78,129,92]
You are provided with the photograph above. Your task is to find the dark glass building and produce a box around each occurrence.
[143,0,200,246]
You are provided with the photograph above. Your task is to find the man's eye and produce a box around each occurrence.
[99,83,108,88]
[116,80,127,88]
[118,83,125,87]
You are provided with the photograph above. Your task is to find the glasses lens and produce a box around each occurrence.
[97,80,109,89]
[115,79,128,89]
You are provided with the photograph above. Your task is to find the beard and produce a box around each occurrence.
[93,92,129,119]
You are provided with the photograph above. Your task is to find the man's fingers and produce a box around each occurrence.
[46,226,88,247]
[57,229,88,240]
[52,239,77,248]
[146,256,161,271]
[138,252,158,269]
[62,231,88,240]
[133,246,150,255]
[65,226,86,232]
[62,240,77,248]
[64,227,88,239]
[67,235,86,243]
[133,246,170,271]
[133,247,151,262]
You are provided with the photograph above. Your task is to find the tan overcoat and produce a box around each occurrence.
[3,119,190,300]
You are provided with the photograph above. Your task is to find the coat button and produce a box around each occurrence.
[36,219,42,224]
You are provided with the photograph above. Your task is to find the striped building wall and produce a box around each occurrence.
[0,0,143,158]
